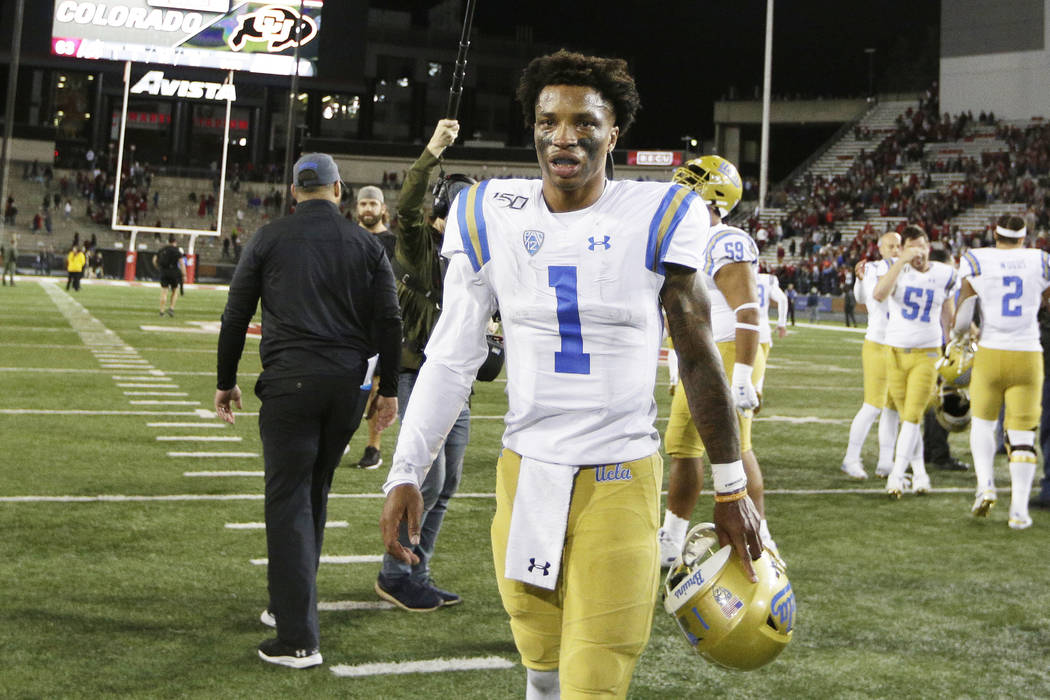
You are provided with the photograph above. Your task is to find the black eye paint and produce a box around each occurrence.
[577,136,601,161]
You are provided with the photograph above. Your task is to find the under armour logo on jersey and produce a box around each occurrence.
[588,235,611,251]
[523,230,545,256]
[527,558,551,576]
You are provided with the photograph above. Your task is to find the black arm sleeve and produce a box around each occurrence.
[216,234,264,390]
[371,249,403,397]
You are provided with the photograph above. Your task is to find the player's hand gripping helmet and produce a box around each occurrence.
[936,332,977,388]
[671,156,743,218]
[935,383,971,433]
[663,523,794,671]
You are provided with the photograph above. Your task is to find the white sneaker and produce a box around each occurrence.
[886,473,908,499]
[840,460,868,480]
[1008,512,1033,530]
[658,527,683,568]
[875,463,893,478]
[911,473,931,495]
[260,609,276,629]
[971,489,997,517]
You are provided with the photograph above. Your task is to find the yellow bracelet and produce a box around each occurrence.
[714,489,747,503]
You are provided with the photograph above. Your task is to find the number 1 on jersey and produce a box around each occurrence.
[548,265,591,374]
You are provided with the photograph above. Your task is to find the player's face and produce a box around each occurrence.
[879,233,901,260]
[903,235,930,269]
[356,198,385,228]
[533,84,619,210]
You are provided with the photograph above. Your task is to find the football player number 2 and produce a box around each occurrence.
[548,266,591,374]
[901,286,934,322]
[1002,276,1023,317]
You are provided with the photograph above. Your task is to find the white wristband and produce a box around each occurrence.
[712,460,748,493]
[732,363,754,385]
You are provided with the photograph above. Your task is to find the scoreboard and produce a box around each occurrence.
[50,0,324,76]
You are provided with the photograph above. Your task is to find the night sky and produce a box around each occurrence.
[381,0,942,146]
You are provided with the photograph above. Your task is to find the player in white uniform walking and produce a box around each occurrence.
[378,51,762,699]
[953,215,1050,528]
[873,226,957,497]
[659,156,782,570]
[841,232,902,479]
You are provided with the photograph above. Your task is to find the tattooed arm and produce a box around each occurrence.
[661,264,763,578]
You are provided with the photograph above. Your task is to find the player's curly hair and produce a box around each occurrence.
[516,49,641,134]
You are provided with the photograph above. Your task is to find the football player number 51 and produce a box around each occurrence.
[548,266,591,375]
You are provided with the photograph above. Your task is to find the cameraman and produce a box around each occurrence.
[375,119,473,611]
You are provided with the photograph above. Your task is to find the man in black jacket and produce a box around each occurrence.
[215,153,401,669]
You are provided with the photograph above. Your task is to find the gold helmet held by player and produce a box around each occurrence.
[936,332,977,388]
[672,156,743,218]
[663,523,794,670]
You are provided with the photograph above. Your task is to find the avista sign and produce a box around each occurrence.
[130,71,236,101]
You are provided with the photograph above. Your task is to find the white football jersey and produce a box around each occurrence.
[859,259,892,343]
[701,224,759,343]
[960,247,1050,352]
[412,178,709,466]
[756,272,782,345]
[883,261,957,349]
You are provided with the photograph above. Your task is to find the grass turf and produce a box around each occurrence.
[1,278,1048,698]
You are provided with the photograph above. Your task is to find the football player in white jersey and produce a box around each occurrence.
[841,232,902,479]
[378,51,762,699]
[660,156,781,569]
[873,226,957,497]
[953,214,1050,529]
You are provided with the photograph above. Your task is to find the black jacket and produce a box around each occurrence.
[217,199,402,396]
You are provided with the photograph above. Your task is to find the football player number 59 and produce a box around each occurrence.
[548,266,591,375]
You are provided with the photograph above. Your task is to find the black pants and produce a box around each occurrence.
[66,271,82,291]
[923,407,951,464]
[256,371,365,649]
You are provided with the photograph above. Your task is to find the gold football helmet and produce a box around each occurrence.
[672,156,743,218]
[936,333,977,388]
[935,384,971,433]
[663,523,794,671]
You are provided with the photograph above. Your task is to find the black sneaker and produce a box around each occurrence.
[357,446,382,470]
[257,638,322,669]
[375,574,442,612]
[932,458,969,471]
[425,579,462,607]
[166,308,175,317]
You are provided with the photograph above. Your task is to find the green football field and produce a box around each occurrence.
[1,278,1048,699]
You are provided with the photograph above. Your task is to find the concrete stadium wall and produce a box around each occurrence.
[940,0,1050,119]
[0,138,55,164]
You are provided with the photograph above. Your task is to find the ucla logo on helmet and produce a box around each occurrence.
[770,583,795,633]
[523,230,545,256]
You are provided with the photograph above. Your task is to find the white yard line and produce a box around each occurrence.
[330,657,515,678]
[226,521,348,530]
[0,487,994,503]
[114,376,173,382]
[147,422,226,428]
[156,436,242,442]
[130,400,201,405]
[1,409,205,416]
[319,601,395,612]
[183,470,262,476]
[124,391,190,397]
[171,452,259,458]
[118,383,179,388]
[251,555,383,566]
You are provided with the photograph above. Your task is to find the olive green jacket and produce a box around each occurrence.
[395,149,445,372]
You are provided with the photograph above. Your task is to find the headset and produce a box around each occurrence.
[431,173,477,220]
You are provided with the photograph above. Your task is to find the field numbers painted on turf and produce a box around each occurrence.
[1002,276,1023,317]
[548,265,590,374]
[901,286,934,322]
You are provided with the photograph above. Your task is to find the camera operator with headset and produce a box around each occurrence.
[374,118,482,611]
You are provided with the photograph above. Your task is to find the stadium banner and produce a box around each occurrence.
[51,0,324,77]
[627,150,684,167]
